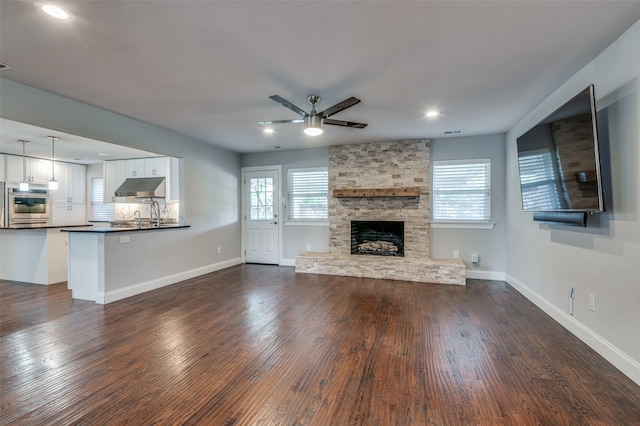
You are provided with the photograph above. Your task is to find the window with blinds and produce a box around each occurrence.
[287,168,328,222]
[518,151,562,210]
[91,177,114,222]
[432,159,491,222]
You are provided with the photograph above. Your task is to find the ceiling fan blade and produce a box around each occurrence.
[269,95,307,117]
[324,118,368,129]
[319,97,361,118]
[258,119,304,125]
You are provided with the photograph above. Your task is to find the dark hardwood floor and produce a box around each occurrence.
[1,265,639,425]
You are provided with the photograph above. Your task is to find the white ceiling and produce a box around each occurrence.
[1,1,639,155]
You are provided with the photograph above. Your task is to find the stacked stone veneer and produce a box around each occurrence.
[295,139,466,285]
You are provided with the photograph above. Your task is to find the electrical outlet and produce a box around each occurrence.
[306,243,311,251]
[588,293,596,312]
[453,250,459,259]
[471,253,479,263]
[217,246,221,255]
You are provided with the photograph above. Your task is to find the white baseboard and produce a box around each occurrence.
[506,274,640,386]
[98,257,242,304]
[280,258,296,267]
[466,270,505,280]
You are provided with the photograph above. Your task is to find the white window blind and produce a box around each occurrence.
[91,178,114,222]
[518,151,562,210]
[287,168,328,221]
[432,159,491,222]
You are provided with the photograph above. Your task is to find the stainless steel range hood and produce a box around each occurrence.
[114,177,166,198]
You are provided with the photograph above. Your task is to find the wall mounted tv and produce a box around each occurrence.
[516,85,604,214]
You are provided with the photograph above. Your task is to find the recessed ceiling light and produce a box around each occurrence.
[263,128,274,134]
[35,2,76,21]
[426,110,440,118]
[97,153,109,157]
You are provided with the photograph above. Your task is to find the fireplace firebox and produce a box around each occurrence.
[351,221,404,256]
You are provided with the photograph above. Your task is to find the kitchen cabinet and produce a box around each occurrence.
[145,157,166,177]
[125,158,146,178]
[51,203,86,226]
[103,160,127,203]
[0,154,5,180]
[166,157,180,202]
[5,155,52,185]
[103,156,180,203]
[50,162,87,226]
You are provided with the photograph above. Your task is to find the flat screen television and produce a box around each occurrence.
[516,85,604,213]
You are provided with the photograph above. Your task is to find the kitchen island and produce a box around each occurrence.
[0,225,89,285]
[62,224,190,304]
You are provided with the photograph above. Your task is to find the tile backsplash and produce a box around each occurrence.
[114,200,179,222]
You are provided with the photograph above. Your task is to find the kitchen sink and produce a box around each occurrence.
[109,219,177,229]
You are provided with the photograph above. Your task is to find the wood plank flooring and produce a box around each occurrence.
[1,265,639,425]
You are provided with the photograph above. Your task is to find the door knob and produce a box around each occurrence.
[270,221,278,225]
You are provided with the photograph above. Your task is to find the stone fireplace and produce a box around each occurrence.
[295,139,466,285]
[351,221,404,257]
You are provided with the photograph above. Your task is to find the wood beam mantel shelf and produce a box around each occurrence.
[333,187,421,198]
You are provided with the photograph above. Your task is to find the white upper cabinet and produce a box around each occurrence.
[145,157,166,177]
[103,160,127,203]
[125,158,146,178]
[5,155,52,185]
[103,156,180,203]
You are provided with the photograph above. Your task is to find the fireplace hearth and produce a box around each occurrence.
[351,221,404,257]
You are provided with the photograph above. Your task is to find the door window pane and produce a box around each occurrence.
[249,177,274,220]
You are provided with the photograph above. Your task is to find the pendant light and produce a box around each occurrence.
[48,136,58,190]
[19,140,29,191]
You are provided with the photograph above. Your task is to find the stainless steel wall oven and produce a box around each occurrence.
[8,188,50,226]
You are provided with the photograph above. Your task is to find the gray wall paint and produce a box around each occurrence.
[1,78,242,272]
[242,139,508,272]
[242,148,330,261]
[430,134,507,274]
[506,20,640,382]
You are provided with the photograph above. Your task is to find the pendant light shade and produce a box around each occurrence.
[19,140,29,191]
[48,136,58,190]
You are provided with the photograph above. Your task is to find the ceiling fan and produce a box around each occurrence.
[259,95,368,136]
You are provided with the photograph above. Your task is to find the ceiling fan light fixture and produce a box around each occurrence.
[304,126,323,136]
[304,114,323,136]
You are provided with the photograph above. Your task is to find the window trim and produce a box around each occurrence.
[431,158,493,228]
[286,167,329,225]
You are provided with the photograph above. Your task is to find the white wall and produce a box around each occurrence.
[505,20,640,384]
[241,148,330,264]
[430,134,507,279]
[1,78,242,277]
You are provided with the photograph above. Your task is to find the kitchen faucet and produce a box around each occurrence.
[149,200,161,227]
[134,210,142,228]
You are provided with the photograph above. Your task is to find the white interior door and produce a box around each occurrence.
[244,169,279,264]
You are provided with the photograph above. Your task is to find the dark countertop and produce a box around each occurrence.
[61,224,190,233]
[2,224,91,230]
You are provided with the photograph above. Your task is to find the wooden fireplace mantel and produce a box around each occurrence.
[333,187,421,198]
